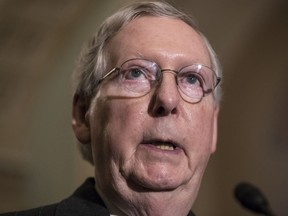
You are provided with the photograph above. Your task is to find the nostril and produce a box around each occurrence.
[171,107,177,114]
[156,106,165,116]
[154,106,177,116]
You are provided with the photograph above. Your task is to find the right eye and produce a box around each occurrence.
[122,67,147,80]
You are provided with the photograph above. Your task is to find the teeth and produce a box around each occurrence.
[155,144,174,150]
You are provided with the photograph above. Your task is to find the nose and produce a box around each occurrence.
[149,73,181,116]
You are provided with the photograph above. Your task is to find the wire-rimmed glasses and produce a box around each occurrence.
[98,58,221,103]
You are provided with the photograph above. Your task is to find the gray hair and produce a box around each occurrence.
[73,1,222,164]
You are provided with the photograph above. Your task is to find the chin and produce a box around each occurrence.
[128,172,189,192]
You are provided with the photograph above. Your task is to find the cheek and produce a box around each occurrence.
[185,104,216,154]
[89,97,147,164]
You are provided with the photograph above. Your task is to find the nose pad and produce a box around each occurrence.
[148,74,180,116]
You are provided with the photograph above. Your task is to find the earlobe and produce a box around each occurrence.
[72,93,91,144]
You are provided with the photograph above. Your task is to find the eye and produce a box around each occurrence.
[123,67,147,80]
[179,72,203,87]
[186,74,199,85]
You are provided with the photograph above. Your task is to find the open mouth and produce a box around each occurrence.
[153,142,176,150]
[142,140,178,151]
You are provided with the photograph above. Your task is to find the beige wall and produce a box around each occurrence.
[0,0,287,215]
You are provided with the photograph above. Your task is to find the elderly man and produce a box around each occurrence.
[1,1,221,216]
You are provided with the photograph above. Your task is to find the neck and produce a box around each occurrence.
[97,185,195,216]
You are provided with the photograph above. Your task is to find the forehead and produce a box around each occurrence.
[107,16,210,67]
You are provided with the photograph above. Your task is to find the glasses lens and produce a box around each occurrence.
[177,64,216,102]
[118,59,158,96]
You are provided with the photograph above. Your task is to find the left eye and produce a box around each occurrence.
[186,74,199,85]
[180,72,203,87]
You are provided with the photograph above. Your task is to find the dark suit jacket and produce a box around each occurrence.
[1,178,195,216]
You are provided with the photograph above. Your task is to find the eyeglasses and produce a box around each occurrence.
[98,58,221,103]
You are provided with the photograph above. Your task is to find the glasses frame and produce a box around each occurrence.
[98,58,221,103]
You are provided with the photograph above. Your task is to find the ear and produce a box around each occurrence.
[72,93,91,144]
[211,106,219,153]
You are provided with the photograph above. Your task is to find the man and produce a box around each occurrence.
[2,1,221,215]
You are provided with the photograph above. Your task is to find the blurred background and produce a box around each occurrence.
[0,0,287,215]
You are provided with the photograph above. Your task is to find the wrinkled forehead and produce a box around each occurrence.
[106,16,211,68]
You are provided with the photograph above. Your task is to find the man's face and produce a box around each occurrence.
[75,16,219,207]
